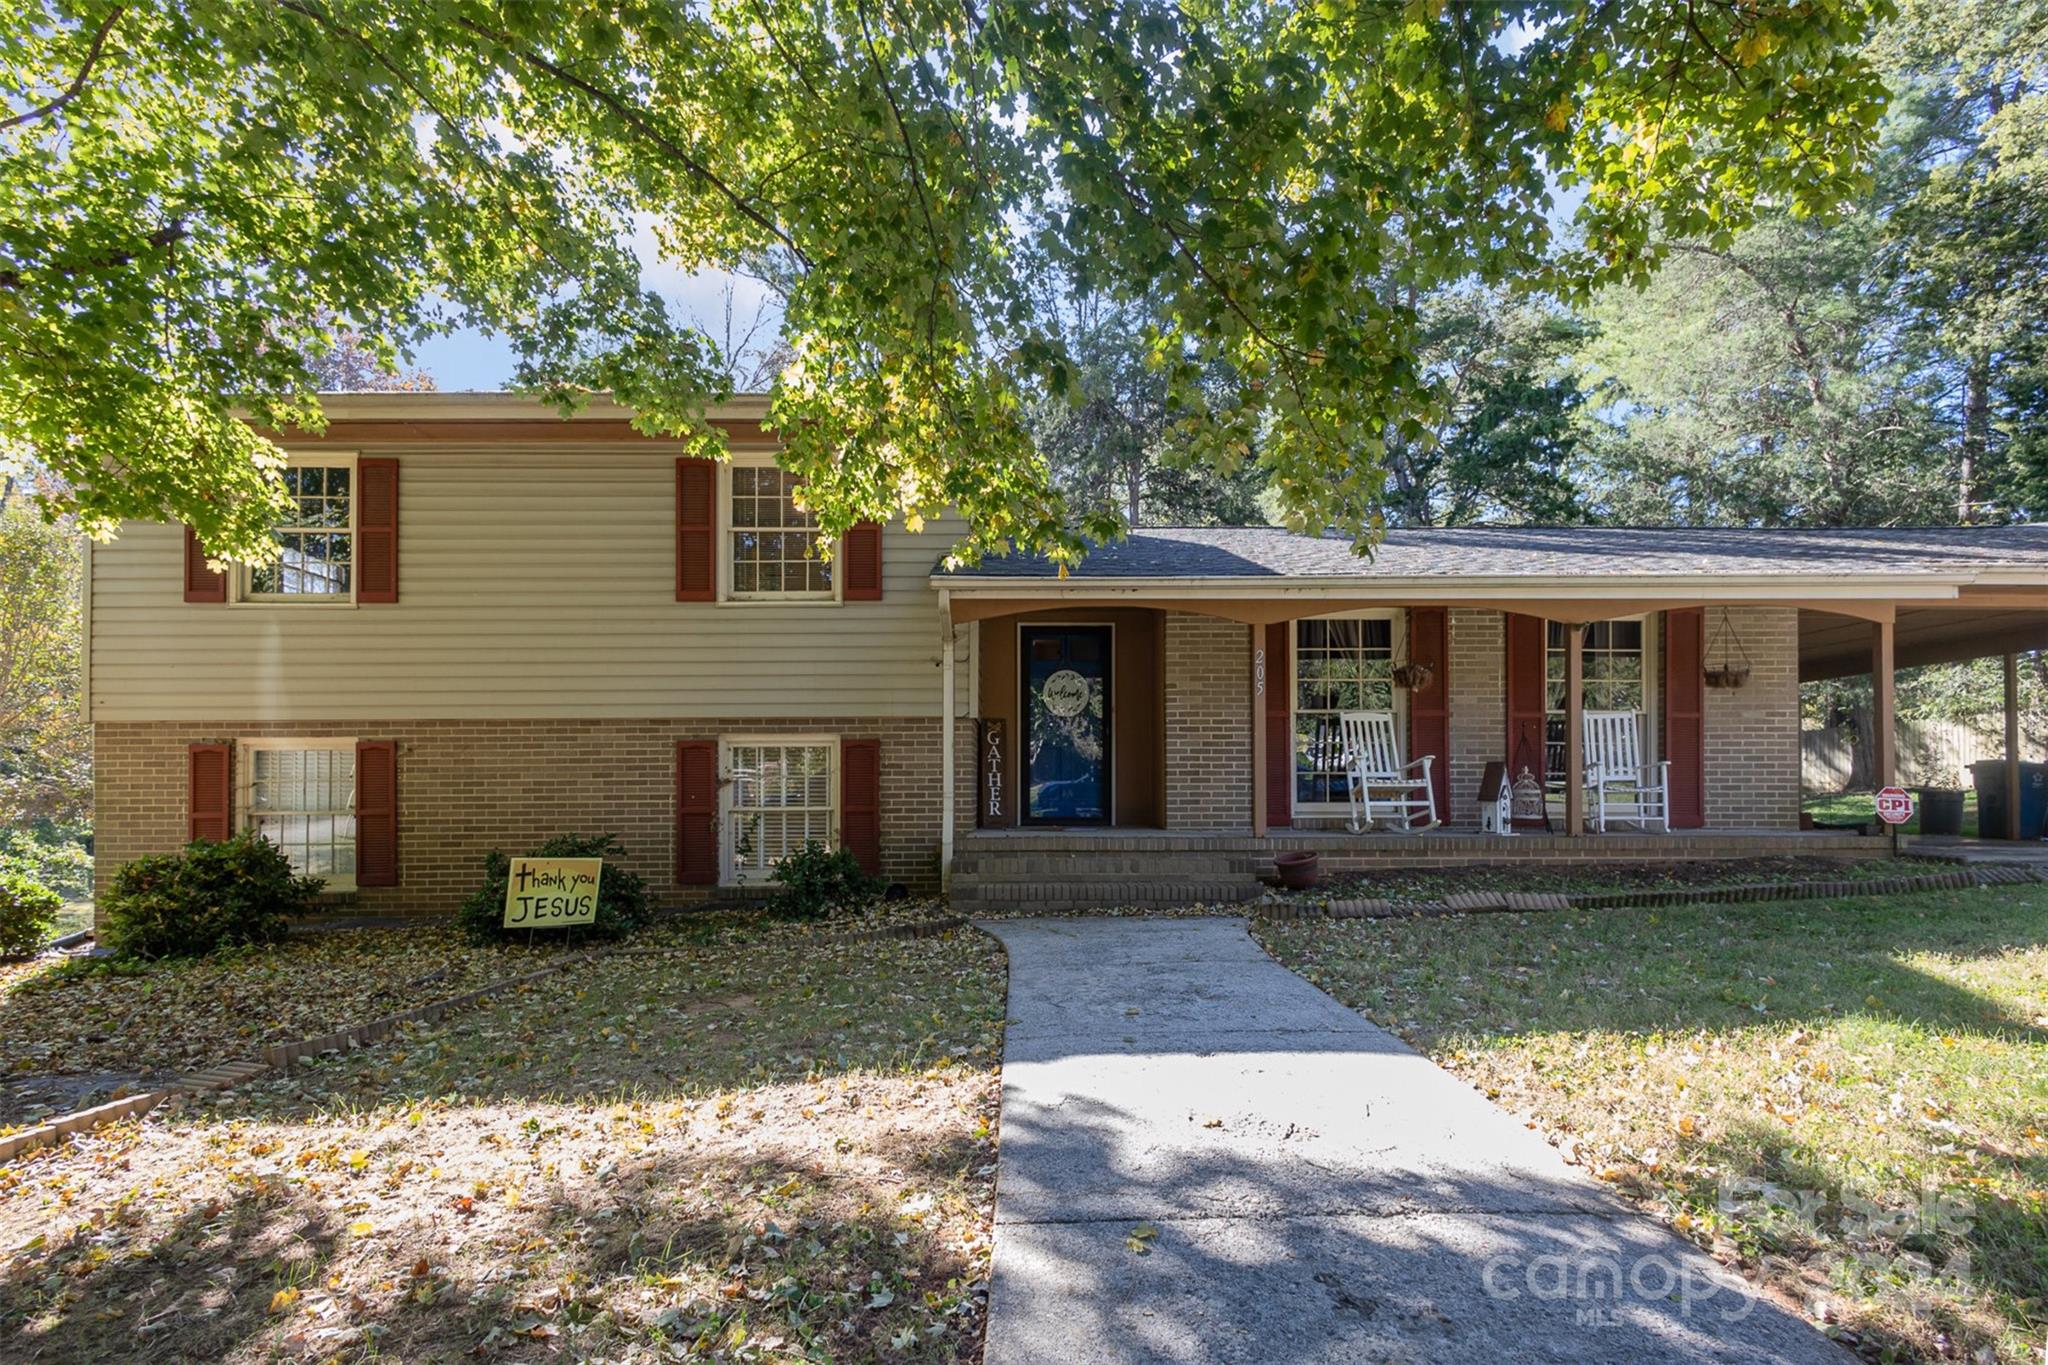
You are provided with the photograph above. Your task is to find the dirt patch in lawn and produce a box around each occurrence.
[1256,883,2048,1365]
[0,926,1007,1363]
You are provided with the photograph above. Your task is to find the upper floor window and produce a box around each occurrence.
[729,464,832,599]
[245,462,353,600]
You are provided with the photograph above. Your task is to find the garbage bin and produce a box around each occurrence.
[1970,760,2048,840]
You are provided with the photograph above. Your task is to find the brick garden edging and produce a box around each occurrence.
[1252,861,2047,922]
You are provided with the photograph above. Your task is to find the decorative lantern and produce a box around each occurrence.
[1704,607,1753,689]
[1511,766,1547,825]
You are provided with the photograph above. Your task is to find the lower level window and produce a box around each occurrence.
[240,740,356,885]
[724,739,836,882]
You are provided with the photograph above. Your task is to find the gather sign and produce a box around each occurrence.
[503,856,603,928]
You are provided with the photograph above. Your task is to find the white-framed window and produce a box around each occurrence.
[1292,611,1405,813]
[720,736,839,884]
[240,454,357,602]
[238,738,356,889]
[721,457,835,601]
[1545,615,1658,788]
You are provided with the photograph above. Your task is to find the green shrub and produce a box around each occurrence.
[98,833,324,960]
[771,840,882,918]
[456,834,651,945]
[0,871,62,957]
[0,826,93,902]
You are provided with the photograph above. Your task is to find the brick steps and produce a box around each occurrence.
[958,854,1239,877]
[948,840,1265,908]
[951,879,1264,912]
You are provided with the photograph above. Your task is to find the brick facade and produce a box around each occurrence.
[94,608,1805,911]
[1163,613,1252,830]
[1702,606,1802,829]
[94,716,976,912]
[1432,606,1802,831]
[1446,609,1507,827]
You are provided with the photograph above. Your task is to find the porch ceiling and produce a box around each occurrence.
[1800,604,2048,680]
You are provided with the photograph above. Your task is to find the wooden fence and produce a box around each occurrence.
[1803,716,2042,791]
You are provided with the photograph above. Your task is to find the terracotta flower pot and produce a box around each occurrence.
[1274,850,1321,891]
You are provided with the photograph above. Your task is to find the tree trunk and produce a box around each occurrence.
[1846,707,1874,791]
[1959,354,1989,523]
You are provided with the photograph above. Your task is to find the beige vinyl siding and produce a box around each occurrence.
[90,445,970,721]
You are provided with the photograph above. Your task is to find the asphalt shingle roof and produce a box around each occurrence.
[937,525,2048,581]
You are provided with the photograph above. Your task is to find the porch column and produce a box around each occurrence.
[1871,619,1897,788]
[2004,651,2023,840]
[1251,626,1268,837]
[1564,621,1586,835]
[940,592,956,892]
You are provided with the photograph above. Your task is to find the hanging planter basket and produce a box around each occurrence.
[1391,661,1436,692]
[1703,608,1753,690]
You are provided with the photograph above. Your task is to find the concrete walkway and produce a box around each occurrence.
[978,916,1849,1365]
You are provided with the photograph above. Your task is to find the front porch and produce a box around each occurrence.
[931,527,2048,903]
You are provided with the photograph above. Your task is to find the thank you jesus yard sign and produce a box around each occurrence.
[504,857,603,928]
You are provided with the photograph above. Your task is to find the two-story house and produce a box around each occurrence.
[85,394,2048,913]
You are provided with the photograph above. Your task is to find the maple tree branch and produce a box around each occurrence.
[0,6,123,133]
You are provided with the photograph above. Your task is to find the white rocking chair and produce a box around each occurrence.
[1339,710,1441,833]
[1582,710,1670,833]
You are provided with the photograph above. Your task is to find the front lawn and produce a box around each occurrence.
[1311,854,1900,906]
[0,925,565,1129]
[1804,789,1980,837]
[0,922,1006,1362]
[1255,886,2048,1364]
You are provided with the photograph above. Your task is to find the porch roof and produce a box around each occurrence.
[932,525,2048,670]
[935,524,2048,583]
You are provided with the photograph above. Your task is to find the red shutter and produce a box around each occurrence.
[1407,607,1451,819]
[1263,621,1292,828]
[676,459,716,601]
[675,740,718,884]
[843,521,883,600]
[356,458,399,603]
[183,527,226,603]
[841,738,882,875]
[354,740,399,885]
[1504,612,1548,826]
[1664,607,1707,828]
[187,743,231,842]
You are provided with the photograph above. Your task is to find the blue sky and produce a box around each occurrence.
[412,221,780,390]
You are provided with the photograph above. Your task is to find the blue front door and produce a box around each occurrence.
[1022,626,1112,823]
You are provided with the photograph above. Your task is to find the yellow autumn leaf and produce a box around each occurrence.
[268,1286,301,1315]
[349,1219,374,1236]
[1544,98,1572,134]
[1733,27,1779,66]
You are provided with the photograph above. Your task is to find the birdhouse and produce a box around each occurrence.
[1477,761,1516,836]
[1511,766,1547,826]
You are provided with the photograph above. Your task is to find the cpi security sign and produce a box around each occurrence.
[504,857,603,928]
[1875,786,1916,826]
